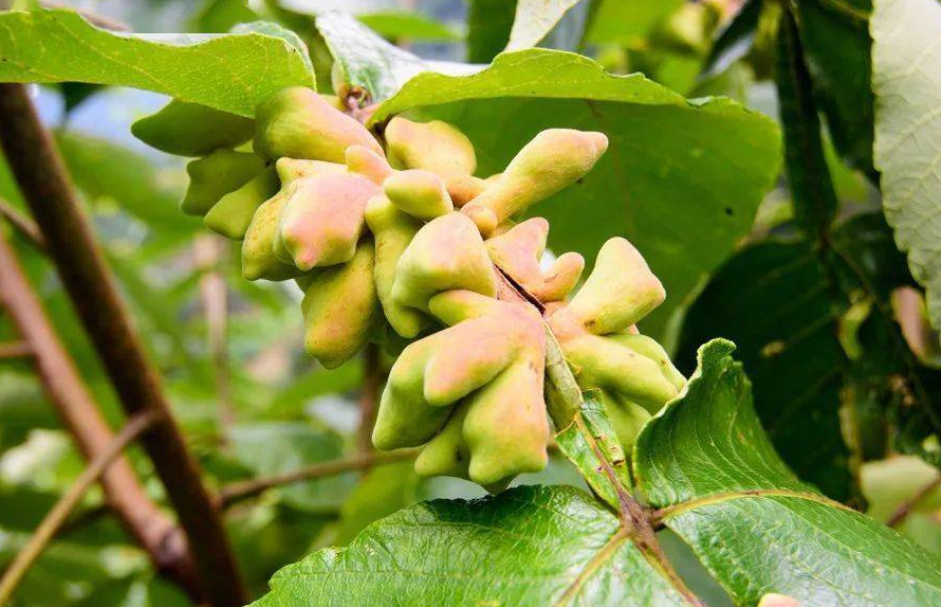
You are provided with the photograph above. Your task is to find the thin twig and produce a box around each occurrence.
[0,230,198,596]
[0,196,45,250]
[358,344,382,454]
[218,449,418,508]
[0,410,157,607]
[0,340,32,359]
[0,82,246,607]
[887,476,941,528]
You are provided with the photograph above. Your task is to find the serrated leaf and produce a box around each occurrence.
[677,214,939,500]
[370,48,780,336]
[0,9,314,116]
[252,485,691,607]
[873,0,941,342]
[635,340,941,606]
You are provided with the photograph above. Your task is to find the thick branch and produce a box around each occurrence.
[218,449,417,508]
[0,83,246,607]
[0,231,199,595]
[0,411,157,607]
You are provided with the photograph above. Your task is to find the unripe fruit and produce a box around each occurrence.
[180,149,266,216]
[254,87,383,162]
[461,129,608,235]
[131,100,254,157]
[364,195,427,338]
[275,173,380,271]
[346,145,393,185]
[204,166,280,239]
[374,290,548,489]
[413,400,471,479]
[485,217,584,302]
[758,595,800,607]
[553,237,665,336]
[559,332,681,412]
[301,241,381,369]
[241,191,300,281]
[384,117,476,181]
[275,157,345,187]
[383,169,454,220]
[391,213,497,312]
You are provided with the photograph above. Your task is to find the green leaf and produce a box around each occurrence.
[774,11,838,238]
[371,49,781,336]
[316,12,476,103]
[466,0,517,63]
[0,9,314,116]
[872,0,941,341]
[330,461,419,546]
[251,485,691,607]
[505,0,586,52]
[357,11,460,42]
[700,0,761,81]
[796,0,874,177]
[230,422,355,513]
[635,340,941,606]
[191,0,259,33]
[678,214,937,500]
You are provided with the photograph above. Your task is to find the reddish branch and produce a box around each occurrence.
[358,344,382,453]
[0,410,158,606]
[0,83,246,607]
[0,232,199,596]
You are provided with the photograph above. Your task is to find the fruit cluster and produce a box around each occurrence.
[133,87,685,490]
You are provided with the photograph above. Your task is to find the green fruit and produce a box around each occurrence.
[414,401,471,479]
[254,87,383,162]
[301,241,381,369]
[391,213,497,312]
[131,100,254,157]
[275,173,379,271]
[241,191,300,281]
[383,169,454,220]
[204,166,279,240]
[461,129,608,235]
[181,149,266,216]
[364,195,427,338]
[275,157,345,187]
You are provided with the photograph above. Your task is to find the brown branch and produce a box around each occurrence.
[0,230,200,597]
[0,410,157,607]
[358,344,382,453]
[218,449,418,508]
[887,476,941,528]
[0,340,32,359]
[0,83,246,607]
[0,196,45,250]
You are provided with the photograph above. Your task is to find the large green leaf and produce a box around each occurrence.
[635,340,941,606]
[872,0,941,340]
[369,49,781,335]
[0,9,314,116]
[677,214,938,500]
[251,485,691,607]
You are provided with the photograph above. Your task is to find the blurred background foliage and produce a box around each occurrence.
[0,0,938,605]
